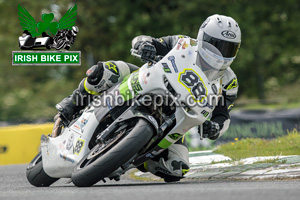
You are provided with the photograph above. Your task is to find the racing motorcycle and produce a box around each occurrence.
[26,38,223,187]
[52,30,75,50]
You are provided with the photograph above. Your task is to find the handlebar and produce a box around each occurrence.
[130,49,163,64]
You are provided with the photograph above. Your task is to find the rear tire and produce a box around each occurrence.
[71,118,154,187]
[26,152,59,187]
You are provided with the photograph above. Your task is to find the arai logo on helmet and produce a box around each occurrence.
[221,30,236,39]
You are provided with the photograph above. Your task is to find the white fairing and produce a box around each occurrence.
[41,106,99,178]
[128,38,222,145]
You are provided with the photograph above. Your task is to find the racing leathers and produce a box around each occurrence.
[56,34,238,182]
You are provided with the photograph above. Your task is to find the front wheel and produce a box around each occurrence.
[26,152,59,187]
[71,118,154,187]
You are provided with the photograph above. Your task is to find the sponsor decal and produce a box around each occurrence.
[182,41,188,49]
[106,98,112,110]
[225,78,238,90]
[211,84,218,95]
[73,124,80,131]
[105,62,119,75]
[142,72,148,84]
[74,139,85,155]
[201,110,209,118]
[162,63,172,73]
[168,133,182,140]
[80,118,88,126]
[190,39,198,46]
[105,62,120,83]
[176,38,184,50]
[66,133,74,150]
[13,4,81,65]
[221,30,236,39]
[131,72,143,94]
[59,154,75,163]
[167,56,178,73]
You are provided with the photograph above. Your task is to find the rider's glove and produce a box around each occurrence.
[55,98,76,123]
[55,89,85,124]
[202,121,220,140]
[138,42,157,62]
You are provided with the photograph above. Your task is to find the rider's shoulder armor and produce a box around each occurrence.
[222,67,238,96]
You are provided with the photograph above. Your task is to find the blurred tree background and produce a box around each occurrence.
[0,0,300,123]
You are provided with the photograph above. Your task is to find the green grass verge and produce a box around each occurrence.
[214,129,300,161]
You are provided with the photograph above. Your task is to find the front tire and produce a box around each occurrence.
[71,118,154,187]
[26,152,59,187]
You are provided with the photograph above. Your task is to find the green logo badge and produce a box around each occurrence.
[18,4,77,37]
[13,4,81,65]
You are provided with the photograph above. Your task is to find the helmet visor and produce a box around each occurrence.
[203,32,240,58]
[196,40,233,81]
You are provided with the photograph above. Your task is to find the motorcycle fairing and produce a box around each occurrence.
[41,106,100,178]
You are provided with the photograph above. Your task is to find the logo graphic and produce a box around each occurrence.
[12,4,81,65]
[167,56,178,73]
[225,78,238,90]
[221,30,236,39]
[201,110,209,118]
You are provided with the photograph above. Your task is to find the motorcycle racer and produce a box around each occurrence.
[55,14,241,182]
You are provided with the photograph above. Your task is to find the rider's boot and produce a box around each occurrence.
[138,137,190,182]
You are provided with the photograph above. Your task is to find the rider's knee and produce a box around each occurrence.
[84,61,131,94]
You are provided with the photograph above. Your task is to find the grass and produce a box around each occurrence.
[214,129,300,161]
[210,159,232,164]
[252,158,287,165]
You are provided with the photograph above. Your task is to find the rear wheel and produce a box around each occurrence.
[26,152,59,187]
[71,118,154,187]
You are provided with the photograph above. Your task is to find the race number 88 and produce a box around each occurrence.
[74,139,84,155]
[179,69,207,101]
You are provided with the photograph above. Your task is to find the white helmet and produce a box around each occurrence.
[196,14,241,81]
[71,26,79,35]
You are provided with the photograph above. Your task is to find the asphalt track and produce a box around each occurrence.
[1,164,300,200]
